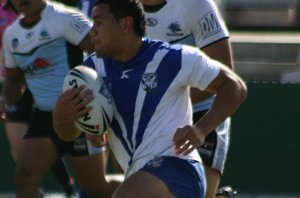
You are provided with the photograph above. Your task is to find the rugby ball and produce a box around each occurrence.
[62,65,113,135]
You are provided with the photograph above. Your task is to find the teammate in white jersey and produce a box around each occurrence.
[142,0,235,197]
[0,0,119,197]
[53,0,247,197]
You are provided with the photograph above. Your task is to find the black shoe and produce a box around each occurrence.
[216,186,237,198]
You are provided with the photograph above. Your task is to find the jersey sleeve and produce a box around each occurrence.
[60,10,92,46]
[2,28,18,69]
[84,54,108,79]
[181,45,221,90]
[183,0,229,49]
[83,54,96,69]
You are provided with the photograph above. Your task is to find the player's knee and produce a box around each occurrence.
[10,149,19,162]
[15,165,40,187]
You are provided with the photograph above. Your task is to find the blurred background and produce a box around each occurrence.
[1,0,300,197]
[215,0,300,197]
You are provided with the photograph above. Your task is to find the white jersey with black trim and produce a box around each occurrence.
[2,1,92,111]
[145,0,229,48]
[84,39,221,177]
[144,0,229,112]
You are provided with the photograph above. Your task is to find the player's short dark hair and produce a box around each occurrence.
[93,0,145,37]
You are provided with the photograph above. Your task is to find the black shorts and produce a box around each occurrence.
[193,110,231,173]
[193,110,217,167]
[6,88,34,123]
[24,108,102,156]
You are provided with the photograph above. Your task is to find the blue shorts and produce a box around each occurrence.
[140,156,206,198]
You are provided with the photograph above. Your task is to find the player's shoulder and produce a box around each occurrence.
[179,44,204,57]
[145,39,204,62]
[44,1,86,19]
[170,0,216,13]
[84,52,105,70]
[2,17,20,39]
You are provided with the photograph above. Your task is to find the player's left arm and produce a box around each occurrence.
[202,38,233,69]
[191,38,233,102]
[78,34,94,54]
[186,0,234,103]
[61,10,94,54]
[173,66,247,155]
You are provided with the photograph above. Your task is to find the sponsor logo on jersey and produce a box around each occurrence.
[198,11,222,39]
[198,141,215,157]
[145,17,158,27]
[70,15,90,33]
[142,73,157,92]
[23,58,52,74]
[39,29,51,40]
[34,58,51,69]
[166,21,183,36]
[73,136,88,152]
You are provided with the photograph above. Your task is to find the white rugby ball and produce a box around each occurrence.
[62,65,113,135]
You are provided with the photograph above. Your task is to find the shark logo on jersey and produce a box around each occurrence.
[145,17,157,27]
[120,69,133,79]
[12,38,18,50]
[142,73,157,92]
[198,11,222,39]
[39,30,51,40]
[166,22,183,37]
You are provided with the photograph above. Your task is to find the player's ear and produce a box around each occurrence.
[121,16,134,32]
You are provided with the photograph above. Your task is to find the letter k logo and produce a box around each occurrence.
[120,69,133,79]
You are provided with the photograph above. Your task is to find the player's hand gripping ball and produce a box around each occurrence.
[63,65,113,135]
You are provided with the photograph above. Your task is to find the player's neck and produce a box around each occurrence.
[115,38,144,63]
[20,2,46,26]
[142,0,166,6]
[143,0,167,12]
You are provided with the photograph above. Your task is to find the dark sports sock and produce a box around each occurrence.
[51,158,76,197]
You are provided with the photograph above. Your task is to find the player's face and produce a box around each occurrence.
[90,4,124,58]
[12,0,46,20]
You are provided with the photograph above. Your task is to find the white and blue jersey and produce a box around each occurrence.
[144,0,229,113]
[84,38,221,177]
[2,1,92,111]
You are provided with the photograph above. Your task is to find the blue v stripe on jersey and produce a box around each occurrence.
[135,48,182,151]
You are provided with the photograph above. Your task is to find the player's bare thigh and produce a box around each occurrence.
[112,170,175,198]
[16,137,60,181]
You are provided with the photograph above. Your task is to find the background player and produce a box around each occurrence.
[1,0,119,197]
[142,0,236,197]
[0,0,77,197]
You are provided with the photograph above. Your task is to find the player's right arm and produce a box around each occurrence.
[52,85,94,141]
[0,28,26,122]
[0,68,25,122]
[185,0,233,104]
